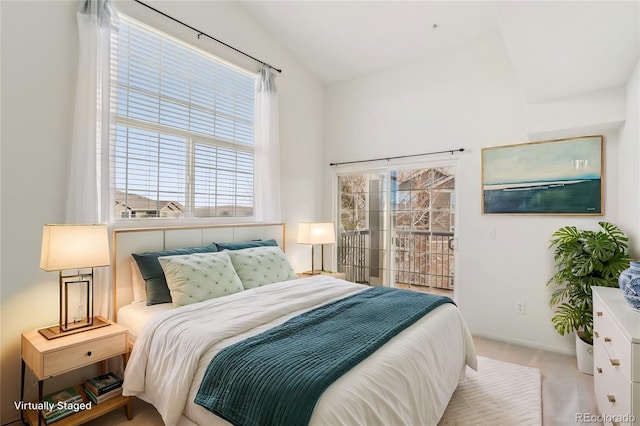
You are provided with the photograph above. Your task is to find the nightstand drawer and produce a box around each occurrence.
[43,334,126,377]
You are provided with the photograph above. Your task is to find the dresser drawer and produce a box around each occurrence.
[594,345,632,421]
[43,334,126,377]
[594,299,634,380]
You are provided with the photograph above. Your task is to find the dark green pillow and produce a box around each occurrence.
[215,239,278,251]
[132,243,218,305]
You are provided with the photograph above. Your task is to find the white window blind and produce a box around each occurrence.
[112,15,255,219]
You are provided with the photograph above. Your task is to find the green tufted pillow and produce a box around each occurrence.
[226,246,297,290]
[158,252,244,306]
[132,243,218,306]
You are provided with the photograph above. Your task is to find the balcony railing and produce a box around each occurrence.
[338,229,454,290]
[394,230,454,290]
[338,230,370,284]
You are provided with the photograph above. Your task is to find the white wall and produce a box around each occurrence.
[1,3,78,422]
[524,86,626,141]
[0,1,323,422]
[324,33,631,355]
[617,60,640,259]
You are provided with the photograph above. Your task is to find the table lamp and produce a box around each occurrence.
[39,224,111,339]
[297,222,336,275]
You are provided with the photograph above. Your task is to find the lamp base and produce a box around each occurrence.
[38,316,110,340]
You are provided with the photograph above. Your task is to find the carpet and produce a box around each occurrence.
[439,356,542,426]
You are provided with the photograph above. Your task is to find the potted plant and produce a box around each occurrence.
[547,221,631,374]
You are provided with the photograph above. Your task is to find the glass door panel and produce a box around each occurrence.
[337,172,387,286]
[390,166,455,292]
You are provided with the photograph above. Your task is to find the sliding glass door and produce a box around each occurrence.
[336,164,456,293]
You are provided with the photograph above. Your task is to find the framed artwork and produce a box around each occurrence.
[482,135,603,215]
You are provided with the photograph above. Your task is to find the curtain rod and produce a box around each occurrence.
[329,148,465,167]
[132,0,282,73]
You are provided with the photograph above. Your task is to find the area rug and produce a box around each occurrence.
[439,356,542,426]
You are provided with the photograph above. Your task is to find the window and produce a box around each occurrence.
[111,15,255,219]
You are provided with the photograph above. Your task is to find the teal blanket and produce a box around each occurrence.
[194,286,453,426]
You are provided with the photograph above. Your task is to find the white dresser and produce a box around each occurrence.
[592,286,640,426]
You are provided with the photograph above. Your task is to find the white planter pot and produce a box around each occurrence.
[576,333,594,375]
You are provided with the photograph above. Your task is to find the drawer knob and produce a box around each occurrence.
[594,331,600,338]
[596,311,603,317]
[87,351,92,357]
[596,367,603,374]
[610,358,620,366]
[604,337,612,342]
[607,394,616,403]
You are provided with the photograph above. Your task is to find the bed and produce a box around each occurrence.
[113,223,477,426]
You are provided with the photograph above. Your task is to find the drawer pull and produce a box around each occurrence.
[607,394,616,403]
[604,337,612,342]
[610,358,620,366]
[594,331,600,338]
[87,351,92,357]
[596,367,603,374]
[596,311,603,317]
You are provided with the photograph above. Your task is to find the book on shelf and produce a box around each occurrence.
[41,386,87,424]
[43,409,76,424]
[85,372,123,396]
[42,387,82,418]
[83,385,123,404]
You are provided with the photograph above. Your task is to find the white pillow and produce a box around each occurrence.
[130,259,146,303]
[227,246,297,290]
[158,252,243,307]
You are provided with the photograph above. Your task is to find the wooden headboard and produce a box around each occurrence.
[112,223,286,320]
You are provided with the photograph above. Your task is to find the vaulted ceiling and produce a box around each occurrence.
[239,1,639,103]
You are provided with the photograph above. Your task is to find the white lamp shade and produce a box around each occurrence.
[40,224,111,271]
[297,222,336,245]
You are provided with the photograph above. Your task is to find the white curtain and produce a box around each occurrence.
[67,0,118,319]
[254,65,281,222]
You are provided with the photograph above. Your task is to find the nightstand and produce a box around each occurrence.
[21,317,131,425]
[297,271,347,280]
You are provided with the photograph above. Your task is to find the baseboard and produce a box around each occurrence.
[471,331,575,356]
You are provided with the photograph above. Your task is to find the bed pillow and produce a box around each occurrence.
[158,252,243,307]
[132,243,218,305]
[227,246,297,290]
[130,259,147,303]
[215,239,278,251]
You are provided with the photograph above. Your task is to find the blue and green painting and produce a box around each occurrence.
[482,136,602,214]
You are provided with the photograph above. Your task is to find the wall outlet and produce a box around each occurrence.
[515,301,526,315]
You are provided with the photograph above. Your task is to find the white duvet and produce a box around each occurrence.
[123,276,477,426]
